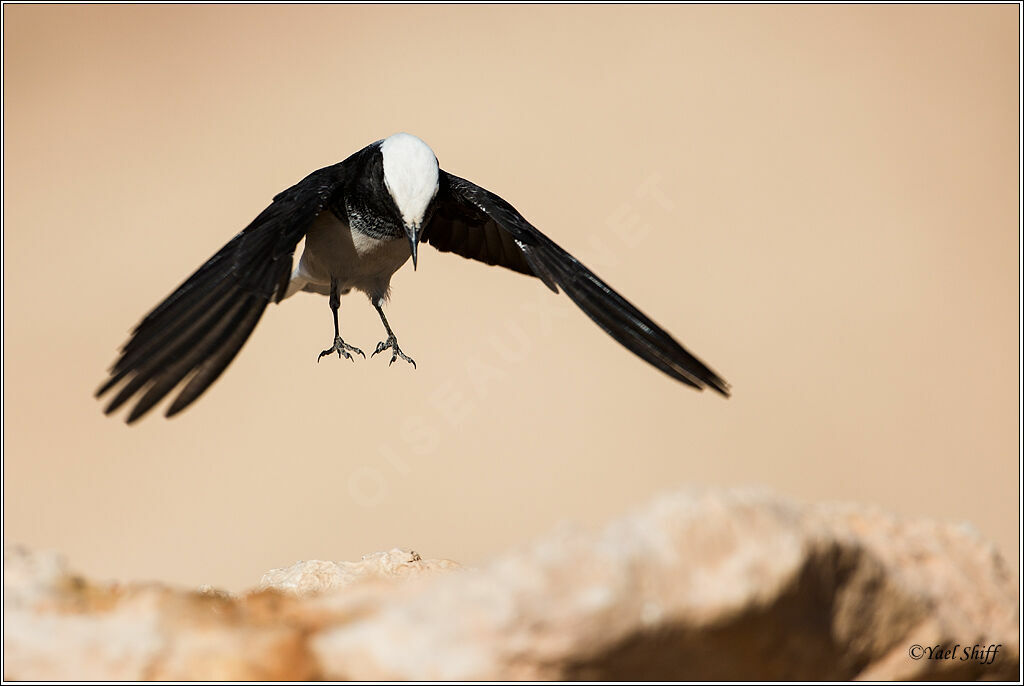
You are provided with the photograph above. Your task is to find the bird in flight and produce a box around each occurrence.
[98,133,729,423]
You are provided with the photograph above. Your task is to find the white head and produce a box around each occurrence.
[380,133,439,229]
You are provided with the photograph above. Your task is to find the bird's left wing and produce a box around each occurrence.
[97,162,349,423]
[423,171,730,395]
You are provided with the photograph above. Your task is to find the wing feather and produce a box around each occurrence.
[97,162,349,422]
[423,171,729,395]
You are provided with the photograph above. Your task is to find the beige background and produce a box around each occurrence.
[3,5,1019,591]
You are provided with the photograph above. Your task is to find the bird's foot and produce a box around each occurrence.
[372,335,416,368]
[317,336,365,363]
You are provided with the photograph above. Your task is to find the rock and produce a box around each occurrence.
[3,545,319,680]
[259,549,461,595]
[3,489,1018,680]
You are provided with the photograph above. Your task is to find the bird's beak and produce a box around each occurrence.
[405,223,420,270]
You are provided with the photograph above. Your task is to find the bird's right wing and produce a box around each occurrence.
[423,171,730,395]
[97,162,349,423]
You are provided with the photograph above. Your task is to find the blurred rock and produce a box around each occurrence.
[3,490,1018,680]
[3,545,318,680]
[259,548,461,595]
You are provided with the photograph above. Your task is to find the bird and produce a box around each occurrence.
[97,132,730,423]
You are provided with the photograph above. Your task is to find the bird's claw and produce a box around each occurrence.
[371,335,416,369]
[317,336,365,363]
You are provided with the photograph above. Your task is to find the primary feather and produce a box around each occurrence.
[423,172,730,395]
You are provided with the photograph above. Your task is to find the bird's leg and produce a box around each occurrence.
[371,300,416,368]
[317,277,365,363]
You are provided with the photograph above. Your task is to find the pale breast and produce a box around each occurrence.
[294,211,411,299]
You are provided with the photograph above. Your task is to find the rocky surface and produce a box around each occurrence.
[257,548,462,596]
[4,489,1019,680]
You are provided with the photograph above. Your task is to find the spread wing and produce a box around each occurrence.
[97,162,349,423]
[422,171,730,395]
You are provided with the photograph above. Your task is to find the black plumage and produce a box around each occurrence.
[97,160,351,422]
[423,173,730,395]
[98,136,728,423]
